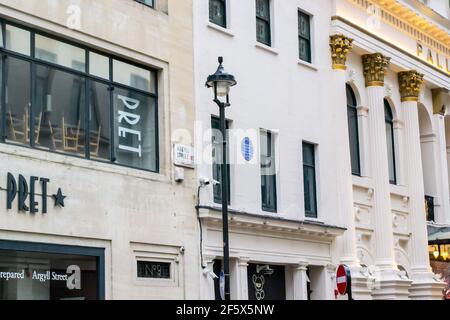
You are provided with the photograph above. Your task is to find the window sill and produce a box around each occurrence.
[207,22,235,37]
[254,42,279,55]
[297,59,318,71]
[0,142,170,183]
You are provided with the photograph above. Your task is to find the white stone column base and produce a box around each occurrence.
[347,266,372,300]
[409,273,446,300]
[371,269,412,300]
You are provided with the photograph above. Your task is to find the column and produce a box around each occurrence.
[399,71,446,299]
[236,257,250,300]
[357,105,371,177]
[201,256,217,300]
[324,264,337,300]
[362,53,410,299]
[432,88,450,224]
[329,34,371,299]
[329,34,358,265]
[292,262,309,300]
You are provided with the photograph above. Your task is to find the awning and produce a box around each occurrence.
[428,224,450,243]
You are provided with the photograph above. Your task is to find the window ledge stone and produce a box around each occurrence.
[254,42,279,55]
[297,59,318,71]
[207,22,235,37]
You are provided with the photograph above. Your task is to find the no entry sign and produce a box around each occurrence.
[336,264,352,299]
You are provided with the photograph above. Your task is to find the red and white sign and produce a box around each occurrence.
[336,265,349,295]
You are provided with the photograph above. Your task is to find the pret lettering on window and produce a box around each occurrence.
[117,95,142,157]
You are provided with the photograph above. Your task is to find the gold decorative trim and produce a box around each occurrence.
[331,16,450,77]
[348,0,449,57]
[362,53,391,87]
[330,34,354,71]
[398,70,425,103]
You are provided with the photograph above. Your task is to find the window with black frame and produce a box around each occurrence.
[211,116,230,204]
[135,0,154,8]
[384,99,397,185]
[303,142,317,218]
[260,130,277,212]
[346,84,361,176]
[209,0,227,28]
[298,11,311,63]
[0,21,159,172]
[256,0,271,46]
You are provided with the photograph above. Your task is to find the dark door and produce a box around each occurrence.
[247,264,286,300]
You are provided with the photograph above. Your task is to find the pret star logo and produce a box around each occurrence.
[5,172,67,214]
[52,188,66,208]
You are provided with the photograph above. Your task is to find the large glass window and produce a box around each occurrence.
[135,0,154,7]
[256,0,271,46]
[35,34,86,72]
[298,11,311,63]
[5,57,31,146]
[34,64,86,155]
[89,52,109,80]
[346,84,361,176]
[209,0,227,28]
[384,99,397,185]
[114,87,157,172]
[5,24,30,56]
[260,130,277,212]
[211,116,230,204]
[0,243,103,300]
[88,81,111,161]
[113,59,156,94]
[0,20,159,172]
[303,142,317,218]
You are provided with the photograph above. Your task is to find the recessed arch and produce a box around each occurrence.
[384,98,397,185]
[346,81,362,107]
[418,103,437,203]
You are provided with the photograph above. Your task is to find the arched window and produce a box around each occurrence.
[384,99,397,185]
[346,84,361,176]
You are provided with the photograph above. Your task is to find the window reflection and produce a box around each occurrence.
[0,20,159,172]
[88,81,110,160]
[34,64,86,156]
[35,35,86,72]
[5,57,31,145]
[5,25,30,55]
[114,88,157,171]
[89,52,109,80]
[113,59,156,93]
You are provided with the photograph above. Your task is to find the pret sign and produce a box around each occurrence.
[5,172,66,214]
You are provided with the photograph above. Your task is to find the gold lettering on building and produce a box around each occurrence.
[417,42,450,74]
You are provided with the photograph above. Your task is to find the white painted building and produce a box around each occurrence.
[194,0,449,300]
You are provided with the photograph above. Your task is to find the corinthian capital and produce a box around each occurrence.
[330,34,353,70]
[398,70,425,102]
[362,53,391,87]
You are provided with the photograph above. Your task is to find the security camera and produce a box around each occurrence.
[199,178,220,187]
[256,265,274,276]
[202,267,219,279]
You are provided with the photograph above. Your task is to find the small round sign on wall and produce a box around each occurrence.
[241,137,254,162]
[336,264,352,299]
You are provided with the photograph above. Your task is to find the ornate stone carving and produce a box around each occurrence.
[362,53,391,87]
[398,70,425,102]
[330,34,353,70]
[431,87,449,115]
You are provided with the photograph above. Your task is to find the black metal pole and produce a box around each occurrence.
[219,103,230,301]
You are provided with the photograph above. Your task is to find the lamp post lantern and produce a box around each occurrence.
[206,57,236,301]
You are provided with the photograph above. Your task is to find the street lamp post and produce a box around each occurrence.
[206,57,237,301]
